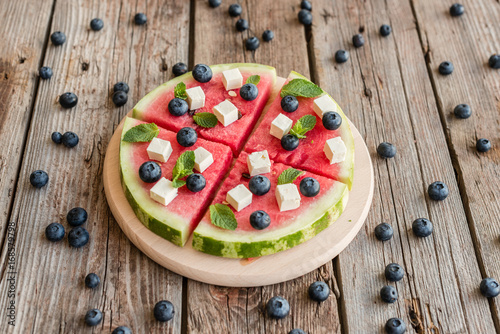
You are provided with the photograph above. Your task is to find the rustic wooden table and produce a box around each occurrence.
[1,0,499,333]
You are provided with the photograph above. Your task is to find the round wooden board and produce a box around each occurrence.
[103,79,374,287]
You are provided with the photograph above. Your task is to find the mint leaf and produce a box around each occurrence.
[277,168,304,185]
[280,78,323,98]
[289,115,316,139]
[193,112,218,128]
[171,179,186,188]
[174,82,187,100]
[209,204,238,230]
[246,75,260,85]
[122,123,159,142]
[172,151,195,187]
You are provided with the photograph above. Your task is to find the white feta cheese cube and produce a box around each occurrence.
[146,137,173,163]
[270,113,293,139]
[222,68,243,90]
[247,150,271,176]
[226,184,252,212]
[194,147,214,173]
[275,184,301,212]
[150,178,178,206]
[213,100,239,127]
[323,137,347,164]
[186,86,205,110]
[313,94,337,119]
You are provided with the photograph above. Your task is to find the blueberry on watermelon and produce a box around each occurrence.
[192,64,212,83]
[249,175,271,195]
[154,300,175,322]
[139,161,162,183]
[281,134,299,151]
[30,170,49,188]
[45,223,65,242]
[385,263,404,282]
[249,210,271,230]
[385,318,406,334]
[300,177,320,197]
[176,127,198,147]
[281,95,299,113]
[240,83,259,101]
[186,174,206,192]
[322,111,342,130]
[308,281,330,302]
[168,98,189,116]
[428,181,449,201]
[172,62,188,76]
[266,296,290,319]
[374,222,393,241]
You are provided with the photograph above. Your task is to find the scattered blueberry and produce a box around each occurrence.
[192,64,212,83]
[112,326,132,334]
[112,91,128,107]
[250,210,271,230]
[377,142,396,158]
[30,170,49,188]
[428,181,449,201]
[489,54,500,69]
[85,273,100,289]
[380,285,398,303]
[168,98,189,116]
[412,218,433,238]
[266,296,290,319]
[68,226,90,248]
[335,50,349,63]
[385,263,405,282]
[177,127,198,147]
[281,95,299,112]
[236,19,249,32]
[45,223,65,242]
[298,9,312,25]
[186,173,206,192]
[353,34,365,48]
[39,66,53,80]
[59,92,78,108]
[289,330,306,334]
[476,138,491,152]
[84,309,102,326]
[240,83,259,101]
[262,30,274,42]
[245,37,260,51]
[300,0,312,11]
[113,82,130,93]
[385,318,406,334]
[90,18,104,31]
[480,278,500,298]
[453,104,471,119]
[249,175,271,196]
[67,207,88,226]
[228,4,242,17]
[62,131,79,148]
[172,62,188,76]
[51,131,62,144]
[208,0,222,8]
[281,134,299,151]
[300,177,320,197]
[322,111,342,130]
[380,24,392,37]
[450,3,465,17]
[154,300,175,322]
[374,223,393,241]
[308,281,330,302]
[51,31,66,46]
[438,61,454,75]
[134,13,147,25]
[139,161,162,183]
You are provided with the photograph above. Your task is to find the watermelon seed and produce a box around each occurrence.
[238,110,243,119]
[242,173,251,179]
[188,109,196,116]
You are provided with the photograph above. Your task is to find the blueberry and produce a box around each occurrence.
[134,13,147,25]
[352,34,365,48]
[45,223,65,242]
[385,263,405,282]
[289,330,306,334]
[249,210,271,230]
[266,296,290,319]
[298,9,312,25]
[51,31,66,46]
[228,4,242,17]
[236,19,249,32]
[249,175,271,196]
[85,273,100,288]
[300,0,312,11]
[308,281,330,302]
[428,181,449,201]
[380,285,398,303]
[208,0,221,8]
[438,61,454,75]
[67,207,88,226]
[30,170,49,188]
[186,173,206,192]
[112,326,132,334]
[374,223,393,241]
[90,18,104,31]
[240,83,259,101]
[480,278,500,298]
[113,82,129,93]
[281,134,299,151]
[168,98,189,116]
[245,37,260,51]
[453,104,471,119]
[412,218,433,238]
[385,318,406,334]
[281,95,299,112]
[59,92,78,108]
[139,161,162,183]
[262,30,274,42]
[51,131,62,144]
[300,177,320,197]
[192,64,212,83]
[476,138,491,152]
[377,142,396,158]
[62,131,79,148]
[322,111,342,130]
[39,66,53,79]
[489,54,500,69]
[68,227,90,248]
[450,3,465,17]
[380,24,392,37]
[176,127,198,147]
[154,300,175,322]
[84,309,102,326]
[334,50,349,63]
[112,91,128,107]
[172,62,188,76]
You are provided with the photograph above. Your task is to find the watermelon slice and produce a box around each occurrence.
[192,152,349,258]
[244,71,355,188]
[119,117,233,246]
[132,63,277,155]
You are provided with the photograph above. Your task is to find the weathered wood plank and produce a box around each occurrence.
[0,0,189,333]
[311,0,496,332]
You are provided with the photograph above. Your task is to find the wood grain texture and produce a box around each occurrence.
[0,0,189,333]
[310,0,496,332]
